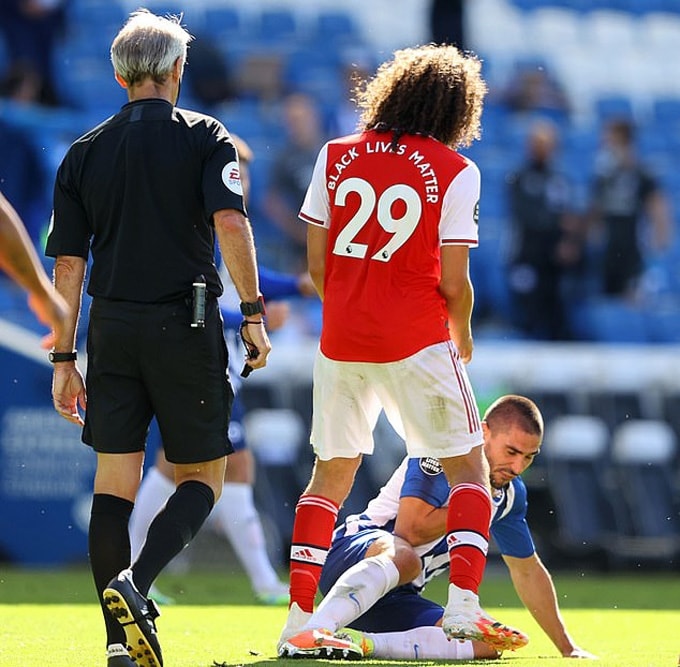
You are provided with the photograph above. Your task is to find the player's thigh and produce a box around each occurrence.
[310,351,382,459]
[319,530,388,596]
[144,298,234,465]
[350,586,444,633]
[379,341,483,459]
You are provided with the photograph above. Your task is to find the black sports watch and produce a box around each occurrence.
[49,350,77,363]
[239,295,266,316]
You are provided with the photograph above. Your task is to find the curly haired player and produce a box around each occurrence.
[278,43,528,654]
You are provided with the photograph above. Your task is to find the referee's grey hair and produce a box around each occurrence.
[111,8,193,87]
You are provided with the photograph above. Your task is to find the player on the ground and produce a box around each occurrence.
[280,395,596,661]
[279,43,527,653]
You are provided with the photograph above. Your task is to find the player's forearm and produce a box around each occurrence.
[0,194,53,297]
[215,211,261,306]
[442,278,474,354]
[52,255,85,351]
[508,559,577,656]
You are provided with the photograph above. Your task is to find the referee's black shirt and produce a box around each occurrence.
[46,98,246,302]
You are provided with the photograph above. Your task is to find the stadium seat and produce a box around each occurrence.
[254,8,297,45]
[542,415,617,562]
[585,10,636,51]
[312,10,362,48]
[609,420,680,564]
[526,7,583,56]
[577,299,650,344]
[593,94,635,122]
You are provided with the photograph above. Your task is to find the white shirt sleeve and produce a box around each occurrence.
[439,158,480,247]
[299,142,331,228]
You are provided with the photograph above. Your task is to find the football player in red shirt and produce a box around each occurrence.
[278,44,528,654]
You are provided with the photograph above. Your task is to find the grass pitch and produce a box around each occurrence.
[0,567,678,666]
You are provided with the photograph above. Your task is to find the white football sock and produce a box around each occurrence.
[306,556,400,632]
[129,466,175,561]
[210,482,282,593]
[371,626,474,660]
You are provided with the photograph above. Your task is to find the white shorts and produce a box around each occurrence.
[310,341,482,460]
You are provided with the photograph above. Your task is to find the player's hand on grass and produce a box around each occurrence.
[565,647,598,659]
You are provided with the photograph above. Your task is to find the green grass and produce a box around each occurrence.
[0,567,678,666]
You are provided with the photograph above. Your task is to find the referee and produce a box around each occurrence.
[45,10,270,667]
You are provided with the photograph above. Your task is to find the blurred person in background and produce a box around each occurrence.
[0,190,68,335]
[506,119,583,340]
[263,92,327,273]
[586,117,672,300]
[0,0,68,107]
[429,0,466,49]
[0,118,49,245]
[498,62,570,121]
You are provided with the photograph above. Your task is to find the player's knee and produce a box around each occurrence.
[394,544,423,585]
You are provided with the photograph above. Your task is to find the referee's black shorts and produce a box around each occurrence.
[83,296,234,464]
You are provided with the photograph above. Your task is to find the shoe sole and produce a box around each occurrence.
[103,588,162,667]
[278,642,363,660]
[443,622,529,651]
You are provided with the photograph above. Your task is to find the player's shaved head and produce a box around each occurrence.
[355,44,487,149]
[483,395,544,438]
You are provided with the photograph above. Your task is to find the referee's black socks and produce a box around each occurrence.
[131,480,215,596]
[89,493,135,647]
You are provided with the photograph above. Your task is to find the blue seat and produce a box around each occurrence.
[254,9,297,44]
[651,96,680,126]
[593,94,634,121]
[202,7,242,39]
[578,298,650,343]
[312,10,362,47]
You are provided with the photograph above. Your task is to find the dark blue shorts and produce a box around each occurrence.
[319,529,444,632]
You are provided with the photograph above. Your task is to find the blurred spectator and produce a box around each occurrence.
[506,119,583,340]
[0,118,49,244]
[329,54,373,137]
[429,0,466,49]
[183,35,235,109]
[0,61,43,103]
[0,0,67,107]
[498,61,570,120]
[586,118,672,300]
[263,92,326,272]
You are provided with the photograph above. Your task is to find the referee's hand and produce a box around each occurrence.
[240,319,272,375]
[52,364,86,425]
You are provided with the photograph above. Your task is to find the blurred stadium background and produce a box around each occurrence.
[0,0,679,577]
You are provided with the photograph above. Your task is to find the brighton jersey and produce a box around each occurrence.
[299,130,480,362]
[333,457,535,591]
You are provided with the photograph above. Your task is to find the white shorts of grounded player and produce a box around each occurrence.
[311,341,483,460]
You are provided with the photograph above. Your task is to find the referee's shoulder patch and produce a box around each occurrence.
[221,161,243,195]
[419,457,443,476]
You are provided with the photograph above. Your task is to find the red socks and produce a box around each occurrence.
[289,494,339,612]
[446,483,491,594]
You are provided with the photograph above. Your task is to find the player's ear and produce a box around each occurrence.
[114,72,128,89]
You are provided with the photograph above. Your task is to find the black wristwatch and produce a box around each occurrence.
[49,350,77,363]
[239,295,266,316]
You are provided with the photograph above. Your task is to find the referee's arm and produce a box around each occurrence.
[214,208,271,367]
